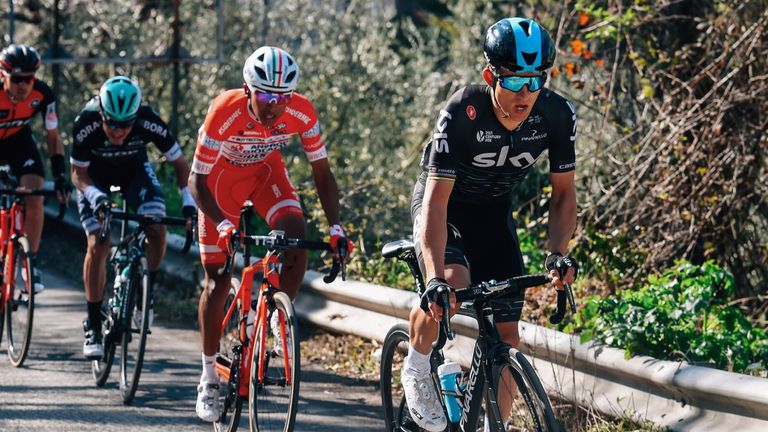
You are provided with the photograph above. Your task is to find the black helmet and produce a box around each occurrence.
[483,18,556,73]
[0,44,41,74]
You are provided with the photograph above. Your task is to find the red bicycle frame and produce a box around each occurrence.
[0,198,26,312]
[216,249,289,397]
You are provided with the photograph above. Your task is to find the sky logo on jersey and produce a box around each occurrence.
[472,145,536,168]
[476,130,502,143]
[432,110,452,153]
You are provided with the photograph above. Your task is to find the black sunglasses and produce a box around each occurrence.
[9,74,35,84]
[102,115,135,130]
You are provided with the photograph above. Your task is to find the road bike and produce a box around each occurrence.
[379,239,575,432]
[214,200,345,432]
[91,198,194,404]
[0,168,62,367]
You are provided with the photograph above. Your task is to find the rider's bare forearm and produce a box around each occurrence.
[188,172,227,225]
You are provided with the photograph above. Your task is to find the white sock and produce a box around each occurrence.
[201,353,218,382]
[405,344,431,373]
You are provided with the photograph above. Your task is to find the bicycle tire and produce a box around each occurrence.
[248,291,300,432]
[5,236,34,367]
[119,256,150,404]
[380,324,414,431]
[214,278,244,432]
[488,349,558,432]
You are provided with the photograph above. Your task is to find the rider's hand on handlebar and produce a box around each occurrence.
[54,175,72,204]
[329,224,354,263]
[216,219,237,256]
[421,277,457,322]
[545,252,579,290]
[94,197,113,221]
[182,205,197,230]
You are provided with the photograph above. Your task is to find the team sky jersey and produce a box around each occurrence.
[191,89,326,174]
[71,97,182,182]
[0,79,58,140]
[417,85,576,203]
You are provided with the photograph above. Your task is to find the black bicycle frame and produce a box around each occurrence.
[442,300,521,432]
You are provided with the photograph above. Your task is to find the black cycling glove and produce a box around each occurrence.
[420,277,452,312]
[545,252,579,279]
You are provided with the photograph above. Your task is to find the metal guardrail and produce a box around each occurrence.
[44,198,768,431]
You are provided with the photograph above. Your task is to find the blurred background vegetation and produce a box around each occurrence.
[2,0,765,372]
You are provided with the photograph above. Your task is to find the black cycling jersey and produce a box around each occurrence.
[71,97,182,184]
[415,84,576,204]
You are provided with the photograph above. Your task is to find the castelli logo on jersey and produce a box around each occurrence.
[466,105,476,120]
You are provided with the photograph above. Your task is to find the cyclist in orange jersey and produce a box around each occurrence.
[0,44,71,293]
[189,46,353,422]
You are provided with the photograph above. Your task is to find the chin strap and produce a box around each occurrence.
[490,79,510,119]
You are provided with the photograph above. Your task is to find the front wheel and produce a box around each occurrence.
[248,291,300,432]
[119,257,150,404]
[488,349,558,432]
[214,278,244,432]
[5,236,34,367]
[380,324,420,432]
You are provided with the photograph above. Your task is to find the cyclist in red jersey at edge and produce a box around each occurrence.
[0,44,71,293]
[189,46,353,422]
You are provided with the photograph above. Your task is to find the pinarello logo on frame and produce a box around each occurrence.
[466,105,476,120]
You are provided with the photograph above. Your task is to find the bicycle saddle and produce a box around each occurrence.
[381,239,415,258]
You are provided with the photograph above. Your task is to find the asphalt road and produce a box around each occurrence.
[0,269,384,431]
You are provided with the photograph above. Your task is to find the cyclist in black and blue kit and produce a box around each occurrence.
[401,18,580,431]
[70,76,196,359]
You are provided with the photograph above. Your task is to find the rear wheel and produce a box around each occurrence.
[119,257,150,404]
[6,236,34,367]
[489,349,558,431]
[248,291,300,432]
[214,277,244,432]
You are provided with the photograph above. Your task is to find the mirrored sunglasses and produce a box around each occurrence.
[255,90,292,105]
[497,74,547,93]
[9,74,35,84]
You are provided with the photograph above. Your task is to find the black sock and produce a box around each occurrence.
[87,301,103,332]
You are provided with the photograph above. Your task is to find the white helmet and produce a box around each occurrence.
[243,46,300,93]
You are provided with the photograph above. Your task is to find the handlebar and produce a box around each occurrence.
[98,207,196,253]
[0,187,66,219]
[432,274,577,351]
[218,200,345,283]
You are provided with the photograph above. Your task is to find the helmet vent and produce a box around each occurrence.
[285,71,296,82]
[255,67,267,80]
[518,20,531,36]
[521,51,538,65]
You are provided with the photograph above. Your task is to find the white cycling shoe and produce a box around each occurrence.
[401,362,448,432]
[196,378,221,422]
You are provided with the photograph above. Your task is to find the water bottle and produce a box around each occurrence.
[438,361,462,423]
[245,308,255,338]
[113,266,128,289]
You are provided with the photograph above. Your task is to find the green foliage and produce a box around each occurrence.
[573,260,768,374]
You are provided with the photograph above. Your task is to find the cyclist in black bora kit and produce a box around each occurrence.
[402,18,580,431]
[70,76,196,359]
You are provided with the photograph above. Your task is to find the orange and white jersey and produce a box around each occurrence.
[192,89,326,175]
